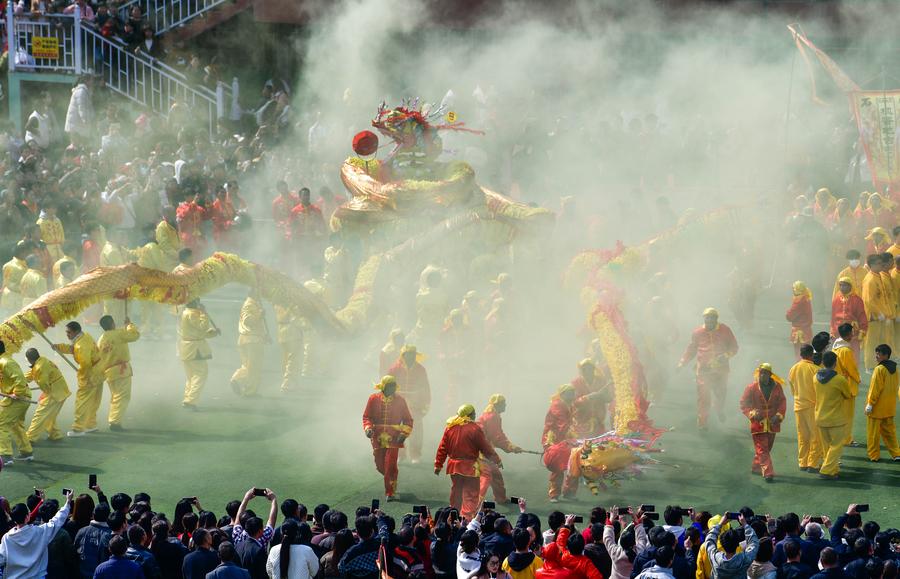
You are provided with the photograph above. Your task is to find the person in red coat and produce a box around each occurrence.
[290,187,327,276]
[570,359,613,436]
[362,375,414,501]
[388,345,431,463]
[476,394,523,503]
[542,439,579,503]
[831,277,868,361]
[557,522,604,579]
[209,187,237,250]
[176,196,207,255]
[271,180,299,237]
[434,403,501,519]
[677,308,739,429]
[739,363,787,482]
[785,281,814,360]
[542,384,576,449]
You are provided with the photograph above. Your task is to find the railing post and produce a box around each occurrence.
[7,0,15,72]
[74,4,82,74]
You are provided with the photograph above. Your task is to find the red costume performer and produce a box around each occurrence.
[272,186,300,237]
[570,359,613,437]
[542,440,579,503]
[542,384,578,501]
[786,281,813,360]
[831,277,868,361]
[210,193,236,249]
[388,345,431,462]
[476,395,522,503]
[739,363,787,481]
[176,199,207,255]
[434,404,501,520]
[362,376,414,500]
[678,308,739,429]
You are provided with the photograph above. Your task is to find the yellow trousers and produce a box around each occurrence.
[795,408,823,469]
[107,376,132,426]
[866,416,900,461]
[0,401,33,456]
[280,341,303,392]
[231,342,264,396]
[842,396,858,445]
[103,300,127,326]
[141,301,163,335]
[26,398,66,441]
[864,320,893,369]
[182,359,208,405]
[818,424,845,476]
[72,379,103,432]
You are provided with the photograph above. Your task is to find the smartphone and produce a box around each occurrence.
[371,499,380,511]
[640,504,656,512]
[61,488,72,496]
[89,474,97,488]
[856,504,869,513]
[182,497,197,503]
[510,497,521,504]
[482,501,496,510]
[809,516,824,524]
[253,488,267,497]
[412,505,428,515]
[725,512,741,521]
[33,488,42,497]
[645,512,660,521]
[573,515,584,523]
[307,514,315,522]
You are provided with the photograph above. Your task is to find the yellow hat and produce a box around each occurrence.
[557,384,576,396]
[703,307,719,317]
[401,344,417,355]
[446,403,476,427]
[758,363,773,373]
[838,276,852,285]
[484,394,506,413]
[866,226,889,242]
[374,375,396,391]
[578,358,595,369]
[792,280,812,300]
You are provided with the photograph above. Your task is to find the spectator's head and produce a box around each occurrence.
[685,527,701,548]
[566,530,585,556]
[655,545,675,568]
[38,499,60,523]
[109,511,127,533]
[218,541,237,562]
[848,513,863,530]
[72,493,95,526]
[11,503,29,525]
[589,506,607,525]
[225,500,240,522]
[193,527,212,548]
[784,540,802,562]
[313,503,329,525]
[245,516,264,539]
[648,526,667,548]
[199,511,217,529]
[281,499,300,519]
[854,538,874,558]
[478,552,503,577]
[513,527,530,552]
[755,538,774,563]
[398,525,415,546]
[720,528,741,555]
[664,505,683,527]
[460,529,479,554]
[111,492,131,513]
[548,511,565,533]
[93,502,111,523]
[864,521,881,541]
[182,512,198,534]
[128,524,146,547]
[330,510,349,531]
[805,522,824,541]
[820,547,839,569]
[109,535,129,557]
[355,515,374,540]
[496,518,512,536]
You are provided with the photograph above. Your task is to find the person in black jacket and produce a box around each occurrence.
[843,539,874,579]
[777,540,815,579]
[183,529,220,579]
[235,517,268,579]
[810,548,848,579]
[41,499,79,579]
[480,518,515,565]
[583,523,613,579]
[631,528,691,579]
[149,518,188,579]
[431,522,460,578]
[125,524,162,579]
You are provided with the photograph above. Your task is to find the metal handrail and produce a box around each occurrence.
[117,0,229,35]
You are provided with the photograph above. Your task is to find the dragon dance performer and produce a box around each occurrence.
[0,340,33,464]
[97,316,140,431]
[862,254,892,371]
[476,394,523,503]
[274,304,304,393]
[1,243,31,313]
[19,255,47,309]
[864,344,900,462]
[363,375,413,502]
[787,345,822,472]
[138,218,181,338]
[542,384,577,502]
[178,300,220,410]
[24,348,70,443]
[677,307,739,429]
[100,229,136,326]
[542,439,579,503]
[53,321,102,437]
[785,281,813,360]
[37,200,65,262]
[832,323,862,447]
[434,404,501,519]
[831,278,867,362]
[739,363,787,482]
[230,290,269,397]
[815,352,853,479]
[570,359,612,436]
[832,250,867,299]
[388,345,431,463]
[379,329,404,378]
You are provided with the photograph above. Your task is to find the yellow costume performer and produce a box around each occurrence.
[833,338,861,446]
[54,326,102,435]
[865,347,900,462]
[19,259,48,309]
[24,351,70,442]
[178,302,219,407]
[137,221,180,337]
[275,304,303,392]
[1,254,27,311]
[37,214,65,262]
[52,254,77,289]
[0,347,32,461]
[231,294,268,397]
[861,261,892,370]
[100,241,135,325]
[787,353,822,470]
[815,357,853,478]
[97,319,140,428]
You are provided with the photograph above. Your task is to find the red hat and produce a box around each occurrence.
[352,130,378,156]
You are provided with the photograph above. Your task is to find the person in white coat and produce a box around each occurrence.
[265,521,320,579]
[0,490,73,579]
[64,76,94,148]
[603,507,650,579]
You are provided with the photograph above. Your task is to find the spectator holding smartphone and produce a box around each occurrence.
[604,507,649,579]
[704,513,759,579]
[0,489,73,578]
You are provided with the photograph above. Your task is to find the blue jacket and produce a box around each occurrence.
[479,532,515,564]
[125,546,161,579]
[75,522,113,579]
[92,555,144,579]
[773,536,817,569]
[810,568,849,579]
[183,549,220,579]
[206,562,250,579]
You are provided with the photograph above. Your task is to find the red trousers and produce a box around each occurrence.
[449,474,481,519]
[696,369,728,427]
[751,432,776,478]
[373,448,400,496]
[548,469,579,500]
[479,461,507,503]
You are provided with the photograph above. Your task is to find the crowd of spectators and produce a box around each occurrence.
[1,486,897,579]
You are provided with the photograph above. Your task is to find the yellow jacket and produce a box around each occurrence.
[815,372,852,427]
[867,362,899,419]
[52,256,76,288]
[100,242,135,268]
[788,359,818,411]
[880,271,897,318]
[97,324,140,380]
[237,297,267,345]
[138,222,180,272]
[0,355,30,406]
[833,266,868,299]
[19,268,47,307]
[2,257,27,303]
[178,307,217,361]
[833,344,860,396]
[26,357,70,402]
[862,271,890,319]
[37,216,65,246]
[274,305,303,344]
[56,333,102,385]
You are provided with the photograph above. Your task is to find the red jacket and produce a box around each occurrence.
[831,293,868,337]
[542,441,574,473]
[739,380,787,434]
[290,203,326,238]
[679,324,738,372]
[272,193,300,229]
[388,359,431,413]
[362,392,414,450]
[785,296,813,343]
[477,411,516,453]
[536,539,573,579]
[542,397,573,448]
[434,421,500,477]
[556,528,603,579]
